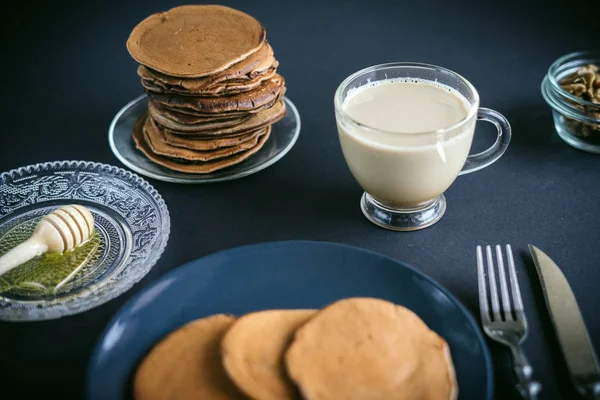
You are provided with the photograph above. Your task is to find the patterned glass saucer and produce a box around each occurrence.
[109,94,301,184]
[0,161,170,321]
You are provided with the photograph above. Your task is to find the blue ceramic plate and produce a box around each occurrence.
[86,241,493,399]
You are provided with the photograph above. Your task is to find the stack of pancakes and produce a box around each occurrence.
[134,298,457,400]
[126,5,286,173]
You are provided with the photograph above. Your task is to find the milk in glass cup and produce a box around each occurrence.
[334,63,511,231]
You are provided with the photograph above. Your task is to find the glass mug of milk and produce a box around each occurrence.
[334,63,511,231]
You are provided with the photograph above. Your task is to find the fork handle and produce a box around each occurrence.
[510,345,542,399]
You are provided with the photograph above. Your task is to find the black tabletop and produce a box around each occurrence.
[1,0,599,398]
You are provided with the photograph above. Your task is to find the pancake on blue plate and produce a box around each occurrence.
[133,314,247,400]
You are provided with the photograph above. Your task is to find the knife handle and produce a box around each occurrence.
[511,345,542,399]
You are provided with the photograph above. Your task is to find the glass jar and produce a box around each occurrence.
[541,51,600,153]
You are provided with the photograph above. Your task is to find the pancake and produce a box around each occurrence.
[147,74,285,113]
[156,96,282,118]
[154,99,286,135]
[143,116,268,161]
[133,117,272,173]
[148,100,253,125]
[141,66,278,96]
[133,314,247,400]
[158,124,266,151]
[250,53,277,78]
[146,74,284,113]
[127,5,266,78]
[222,310,316,400]
[284,298,458,400]
[137,42,275,93]
[149,101,253,130]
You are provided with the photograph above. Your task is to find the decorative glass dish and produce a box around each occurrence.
[0,160,170,321]
[541,51,600,153]
[109,94,301,184]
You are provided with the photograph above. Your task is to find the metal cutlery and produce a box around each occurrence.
[529,245,600,400]
[477,244,542,399]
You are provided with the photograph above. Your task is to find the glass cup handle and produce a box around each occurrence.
[459,107,512,175]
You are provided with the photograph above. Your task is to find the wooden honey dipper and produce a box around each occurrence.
[0,205,95,277]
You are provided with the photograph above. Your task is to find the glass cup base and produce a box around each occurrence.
[360,193,447,231]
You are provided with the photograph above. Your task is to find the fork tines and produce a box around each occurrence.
[477,244,525,323]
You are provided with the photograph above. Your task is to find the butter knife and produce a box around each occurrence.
[529,245,600,399]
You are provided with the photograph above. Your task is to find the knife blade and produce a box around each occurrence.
[529,245,600,398]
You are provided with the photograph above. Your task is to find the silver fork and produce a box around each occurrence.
[477,244,542,399]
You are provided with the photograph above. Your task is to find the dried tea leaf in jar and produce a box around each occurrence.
[558,64,600,140]
[561,83,587,96]
[560,64,599,101]
[592,88,600,104]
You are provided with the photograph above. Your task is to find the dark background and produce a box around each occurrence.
[1,0,598,398]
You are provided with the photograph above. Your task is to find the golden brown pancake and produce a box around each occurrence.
[148,100,253,125]
[156,98,282,118]
[143,117,267,161]
[127,5,266,78]
[127,5,286,174]
[149,101,253,131]
[136,42,275,93]
[158,125,265,151]
[141,66,278,96]
[250,53,277,77]
[133,314,247,400]
[133,117,271,173]
[147,74,285,113]
[284,298,458,400]
[152,99,286,135]
[222,310,316,400]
